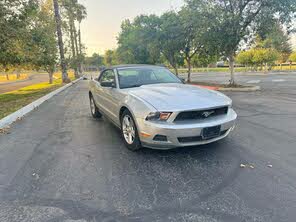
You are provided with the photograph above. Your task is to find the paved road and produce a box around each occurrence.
[0,78,296,221]
[0,74,49,94]
[181,71,296,91]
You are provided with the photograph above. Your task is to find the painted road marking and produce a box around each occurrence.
[272,79,286,82]
[246,80,261,84]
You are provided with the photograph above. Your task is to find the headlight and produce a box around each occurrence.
[146,112,172,121]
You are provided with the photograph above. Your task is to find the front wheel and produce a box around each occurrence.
[121,110,142,151]
[89,94,102,118]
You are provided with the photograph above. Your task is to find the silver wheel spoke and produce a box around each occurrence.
[131,128,135,137]
[122,115,135,145]
[124,117,130,127]
[128,133,132,143]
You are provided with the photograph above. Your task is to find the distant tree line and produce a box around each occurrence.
[236,22,295,72]
[86,0,296,85]
[0,0,87,83]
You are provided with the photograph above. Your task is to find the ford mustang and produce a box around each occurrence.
[88,65,237,151]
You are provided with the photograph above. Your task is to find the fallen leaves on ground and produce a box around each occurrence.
[0,126,10,134]
[240,163,255,169]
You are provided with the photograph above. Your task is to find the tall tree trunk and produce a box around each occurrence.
[73,22,79,58]
[16,67,21,79]
[78,23,82,55]
[229,53,235,85]
[173,66,178,76]
[78,23,83,75]
[4,66,9,80]
[53,0,70,83]
[69,22,79,78]
[72,21,81,77]
[186,57,192,83]
[49,71,54,84]
[69,23,76,58]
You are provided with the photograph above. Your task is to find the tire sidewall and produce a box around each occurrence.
[89,94,101,118]
[121,110,142,151]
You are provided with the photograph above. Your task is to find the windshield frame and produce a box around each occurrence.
[116,66,183,89]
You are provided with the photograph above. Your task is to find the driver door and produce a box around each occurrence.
[95,69,118,120]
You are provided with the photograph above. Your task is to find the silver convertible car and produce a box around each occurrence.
[89,65,237,151]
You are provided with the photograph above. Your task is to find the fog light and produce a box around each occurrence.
[153,135,168,141]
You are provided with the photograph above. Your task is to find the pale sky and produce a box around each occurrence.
[80,0,295,56]
[80,0,184,56]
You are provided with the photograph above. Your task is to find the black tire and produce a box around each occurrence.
[89,94,102,118]
[121,110,142,151]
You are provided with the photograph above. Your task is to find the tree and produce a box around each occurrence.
[53,0,70,83]
[236,50,254,69]
[191,53,218,69]
[289,52,296,62]
[179,6,217,82]
[237,48,279,71]
[0,0,37,79]
[63,0,79,78]
[76,3,87,55]
[259,23,292,63]
[75,3,87,74]
[186,0,296,85]
[30,0,58,84]
[104,50,118,66]
[158,12,184,75]
[252,48,279,71]
[117,15,162,64]
[85,53,104,69]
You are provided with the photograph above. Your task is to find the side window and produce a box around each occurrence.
[99,70,115,83]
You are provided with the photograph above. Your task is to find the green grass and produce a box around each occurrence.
[0,79,66,119]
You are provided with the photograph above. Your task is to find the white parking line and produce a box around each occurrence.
[246,80,261,84]
[272,79,286,82]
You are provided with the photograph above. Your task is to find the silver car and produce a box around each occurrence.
[88,65,237,151]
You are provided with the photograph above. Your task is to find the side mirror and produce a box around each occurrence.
[101,81,115,88]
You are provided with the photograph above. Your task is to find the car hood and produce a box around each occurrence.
[128,83,232,111]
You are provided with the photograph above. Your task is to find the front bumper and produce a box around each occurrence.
[136,108,237,149]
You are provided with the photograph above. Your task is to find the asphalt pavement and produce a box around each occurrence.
[181,71,296,91]
[0,73,296,221]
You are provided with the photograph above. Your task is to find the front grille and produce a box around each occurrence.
[178,129,228,143]
[174,106,228,122]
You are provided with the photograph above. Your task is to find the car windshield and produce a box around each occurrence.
[117,67,182,89]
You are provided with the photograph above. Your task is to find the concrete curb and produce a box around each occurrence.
[218,85,261,92]
[190,83,261,92]
[0,77,82,129]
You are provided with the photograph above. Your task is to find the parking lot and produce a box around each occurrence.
[1,73,296,221]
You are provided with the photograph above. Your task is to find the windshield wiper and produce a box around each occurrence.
[123,84,142,89]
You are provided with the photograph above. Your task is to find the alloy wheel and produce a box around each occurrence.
[122,115,135,144]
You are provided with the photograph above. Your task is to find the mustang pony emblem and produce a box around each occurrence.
[202,111,215,118]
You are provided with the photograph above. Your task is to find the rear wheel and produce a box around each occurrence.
[121,110,142,151]
[89,94,102,118]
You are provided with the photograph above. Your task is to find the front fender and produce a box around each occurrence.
[119,94,157,131]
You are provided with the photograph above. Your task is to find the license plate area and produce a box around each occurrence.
[202,125,221,139]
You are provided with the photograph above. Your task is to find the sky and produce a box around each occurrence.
[80,0,295,56]
[80,0,184,56]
